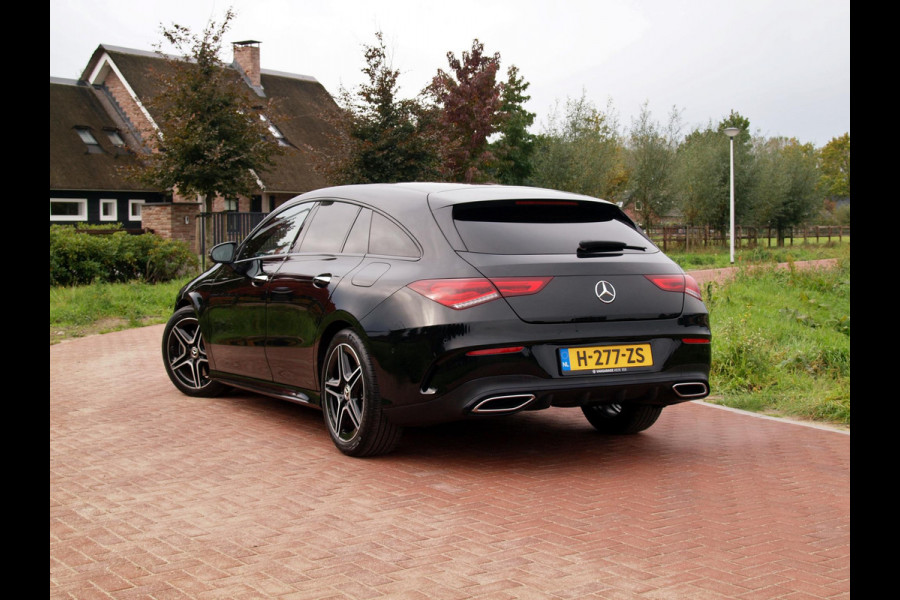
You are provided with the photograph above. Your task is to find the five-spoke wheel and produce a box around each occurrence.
[322,330,401,456]
[162,307,225,397]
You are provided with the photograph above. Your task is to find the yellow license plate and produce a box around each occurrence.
[560,343,653,373]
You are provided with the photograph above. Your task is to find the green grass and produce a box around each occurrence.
[50,276,195,344]
[668,239,850,270]
[703,245,850,426]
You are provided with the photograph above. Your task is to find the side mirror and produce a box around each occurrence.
[209,241,237,264]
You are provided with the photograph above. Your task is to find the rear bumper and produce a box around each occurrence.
[361,288,710,427]
[382,366,710,427]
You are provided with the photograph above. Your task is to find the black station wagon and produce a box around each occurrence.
[163,183,711,456]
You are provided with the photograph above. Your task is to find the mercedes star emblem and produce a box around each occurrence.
[595,280,616,303]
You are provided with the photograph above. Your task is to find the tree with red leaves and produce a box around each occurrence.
[426,39,504,183]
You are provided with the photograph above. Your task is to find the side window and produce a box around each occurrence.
[296,201,361,253]
[369,212,420,257]
[238,202,313,260]
[342,208,372,255]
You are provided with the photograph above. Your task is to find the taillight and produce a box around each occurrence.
[645,274,703,300]
[490,277,553,297]
[408,277,552,310]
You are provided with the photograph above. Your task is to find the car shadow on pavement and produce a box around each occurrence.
[220,390,687,473]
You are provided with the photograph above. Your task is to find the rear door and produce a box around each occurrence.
[264,201,365,389]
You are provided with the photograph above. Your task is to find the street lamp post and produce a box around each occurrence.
[724,127,740,264]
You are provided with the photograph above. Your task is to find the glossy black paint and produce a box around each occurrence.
[166,183,711,452]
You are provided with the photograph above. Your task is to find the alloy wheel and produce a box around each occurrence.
[323,343,365,442]
[165,316,211,390]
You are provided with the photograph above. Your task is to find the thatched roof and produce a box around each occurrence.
[72,44,340,195]
[49,78,152,192]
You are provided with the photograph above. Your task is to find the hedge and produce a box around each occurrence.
[50,225,198,286]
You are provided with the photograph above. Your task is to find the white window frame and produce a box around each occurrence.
[50,198,87,222]
[100,199,117,221]
[128,199,145,222]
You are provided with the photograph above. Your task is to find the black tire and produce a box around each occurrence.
[162,307,227,398]
[321,330,402,457]
[581,403,662,434]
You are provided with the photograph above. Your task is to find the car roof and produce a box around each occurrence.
[289,182,613,211]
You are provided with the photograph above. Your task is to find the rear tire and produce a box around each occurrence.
[321,330,402,457]
[581,403,662,434]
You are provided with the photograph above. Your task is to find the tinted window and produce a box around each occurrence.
[369,213,420,257]
[239,202,313,259]
[297,201,361,253]
[342,208,372,254]
[452,200,655,255]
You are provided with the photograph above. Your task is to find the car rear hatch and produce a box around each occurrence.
[433,198,686,324]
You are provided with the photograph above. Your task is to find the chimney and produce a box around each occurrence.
[233,40,262,88]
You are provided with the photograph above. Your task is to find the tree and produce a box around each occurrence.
[818,133,850,200]
[488,65,537,185]
[135,9,283,212]
[671,125,726,242]
[749,137,820,245]
[531,93,627,201]
[426,39,504,182]
[624,103,681,229]
[322,32,441,184]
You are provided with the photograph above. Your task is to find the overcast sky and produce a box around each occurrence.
[50,0,849,147]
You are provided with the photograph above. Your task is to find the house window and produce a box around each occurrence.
[128,199,145,221]
[260,114,290,146]
[100,199,117,221]
[50,198,87,222]
[105,130,126,147]
[75,127,103,153]
[224,198,239,212]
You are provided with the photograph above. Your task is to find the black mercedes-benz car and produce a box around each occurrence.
[163,183,710,456]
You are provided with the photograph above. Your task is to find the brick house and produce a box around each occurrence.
[50,41,340,251]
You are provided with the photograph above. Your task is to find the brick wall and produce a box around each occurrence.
[102,70,158,143]
[143,203,202,253]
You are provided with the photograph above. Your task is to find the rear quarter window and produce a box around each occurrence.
[452,200,656,255]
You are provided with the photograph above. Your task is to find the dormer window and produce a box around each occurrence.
[260,114,290,146]
[75,127,103,153]
[105,129,126,147]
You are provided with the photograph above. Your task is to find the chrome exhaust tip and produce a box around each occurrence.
[672,382,709,399]
[471,394,536,415]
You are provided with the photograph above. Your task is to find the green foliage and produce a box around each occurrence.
[531,93,627,200]
[134,9,283,210]
[49,225,198,286]
[671,125,725,229]
[624,103,681,229]
[672,113,757,233]
[488,65,537,185]
[748,137,820,242]
[818,132,850,199]
[706,256,850,425]
[324,32,442,184]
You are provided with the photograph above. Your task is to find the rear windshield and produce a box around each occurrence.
[452,200,656,255]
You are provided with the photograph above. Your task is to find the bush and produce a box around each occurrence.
[49,225,198,286]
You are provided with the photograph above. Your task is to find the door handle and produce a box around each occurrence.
[313,274,332,288]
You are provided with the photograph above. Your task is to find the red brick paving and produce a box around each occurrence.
[51,325,849,599]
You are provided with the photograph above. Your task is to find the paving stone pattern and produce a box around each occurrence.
[50,325,850,599]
